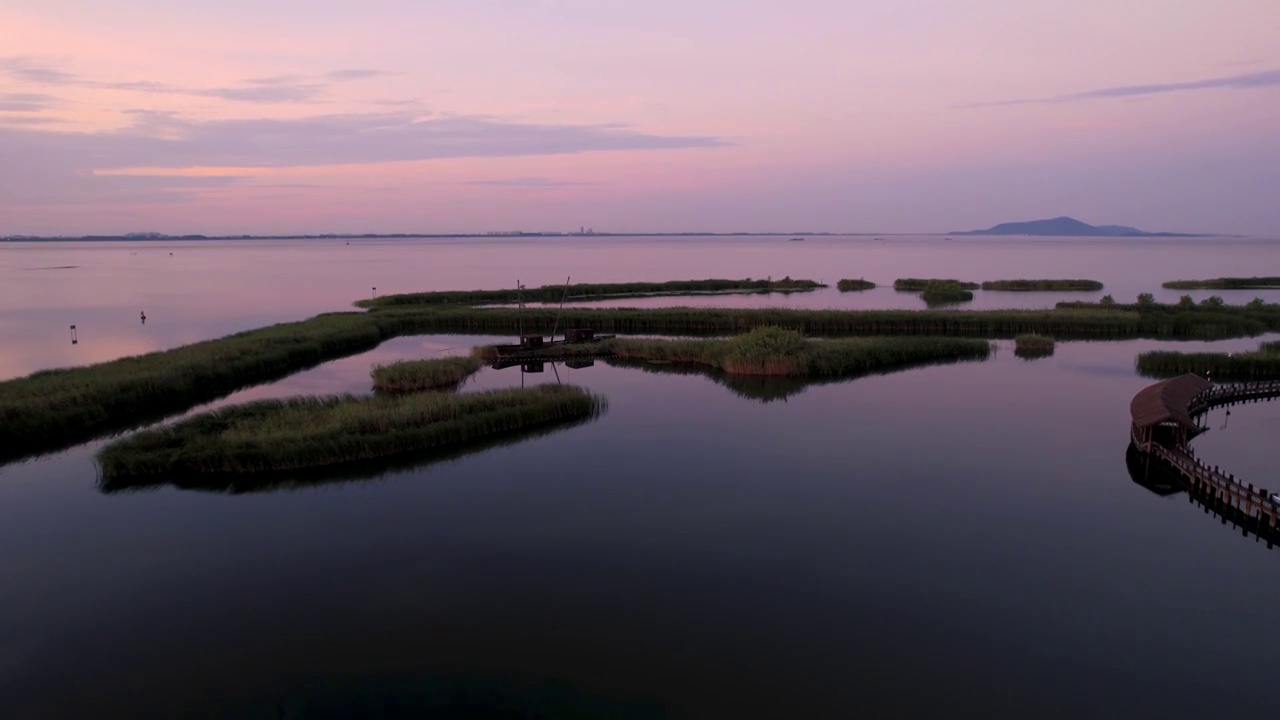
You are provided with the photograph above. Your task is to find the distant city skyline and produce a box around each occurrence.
[2,0,1278,236]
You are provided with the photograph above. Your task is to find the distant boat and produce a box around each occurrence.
[788,237,805,242]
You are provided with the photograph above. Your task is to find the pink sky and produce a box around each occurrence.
[1,0,1278,235]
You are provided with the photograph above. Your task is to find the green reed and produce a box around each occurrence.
[982,279,1103,291]
[357,277,825,308]
[96,385,604,483]
[1162,277,1280,290]
[837,279,876,291]
[372,356,482,393]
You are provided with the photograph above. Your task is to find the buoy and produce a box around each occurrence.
[70,324,78,345]
[140,311,147,325]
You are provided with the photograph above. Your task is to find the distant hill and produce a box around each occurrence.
[951,216,1203,237]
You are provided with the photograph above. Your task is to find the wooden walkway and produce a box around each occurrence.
[1131,379,1280,540]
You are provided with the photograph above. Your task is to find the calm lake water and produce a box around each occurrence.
[1,236,1279,718]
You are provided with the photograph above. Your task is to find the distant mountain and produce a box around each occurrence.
[951,216,1203,237]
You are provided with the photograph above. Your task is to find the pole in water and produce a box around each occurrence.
[549,275,570,344]
[69,324,78,345]
[372,286,377,298]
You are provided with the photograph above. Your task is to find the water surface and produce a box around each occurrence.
[1,237,1277,718]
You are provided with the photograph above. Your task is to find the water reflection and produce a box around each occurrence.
[97,415,602,495]
[563,354,988,403]
[1125,444,1277,549]
[208,673,663,719]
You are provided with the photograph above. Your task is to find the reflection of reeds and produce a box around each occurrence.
[96,385,605,486]
[836,278,876,291]
[982,279,1103,291]
[357,277,825,308]
[372,356,481,393]
[1014,334,1055,359]
[1135,341,1280,379]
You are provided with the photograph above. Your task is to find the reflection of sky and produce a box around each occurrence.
[4,236,1280,379]
[2,330,1279,716]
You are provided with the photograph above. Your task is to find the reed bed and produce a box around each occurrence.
[11,282,1280,465]
[1162,277,1280,290]
[357,278,825,308]
[0,312,386,460]
[894,278,980,291]
[1055,299,1280,339]
[476,327,991,378]
[1136,341,1280,379]
[371,356,481,393]
[920,280,975,305]
[96,385,604,482]
[1014,334,1056,358]
[982,279,1103,291]
[387,305,1147,340]
[837,278,876,291]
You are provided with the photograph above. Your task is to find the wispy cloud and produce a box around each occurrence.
[461,176,600,188]
[0,110,726,207]
[0,115,61,126]
[327,69,396,81]
[0,92,57,112]
[0,56,388,105]
[962,69,1280,108]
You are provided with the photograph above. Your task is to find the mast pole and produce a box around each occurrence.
[550,275,571,343]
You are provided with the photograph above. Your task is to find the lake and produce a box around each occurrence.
[1,236,1278,718]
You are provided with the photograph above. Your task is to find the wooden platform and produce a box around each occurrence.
[1130,378,1280,539]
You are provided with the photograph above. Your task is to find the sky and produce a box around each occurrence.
[1,0,1278,236]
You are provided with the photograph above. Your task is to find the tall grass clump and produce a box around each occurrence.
[894,278,980,291]
[920,280,974,305]
[1162,277,1280,290]
[982,279,1103,291]
[357,278,825,308]
[371,356,481,393]
[1014,334,1055,359]
[1135,341,1280,379]
[96,385,604,484]
[837,278,876,291]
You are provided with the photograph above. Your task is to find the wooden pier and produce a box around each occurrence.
[1130,375,1280,540]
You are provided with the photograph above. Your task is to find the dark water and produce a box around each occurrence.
[1,237,1279,718]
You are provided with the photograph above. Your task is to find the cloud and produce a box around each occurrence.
[327,69,395,81]
[0,56,390,105]
[0,110,726,207]
[461,176,600,188]
[4,111,728,169]
[962,69,1280,108]
[0,57,77,84]
[0,92,56,112]
[0,115,60,126]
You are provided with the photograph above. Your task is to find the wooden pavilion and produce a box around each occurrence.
[1129,373,1211,452]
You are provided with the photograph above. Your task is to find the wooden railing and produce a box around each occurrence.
[1137,380,1280,534]
[1189,379,1280,415]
